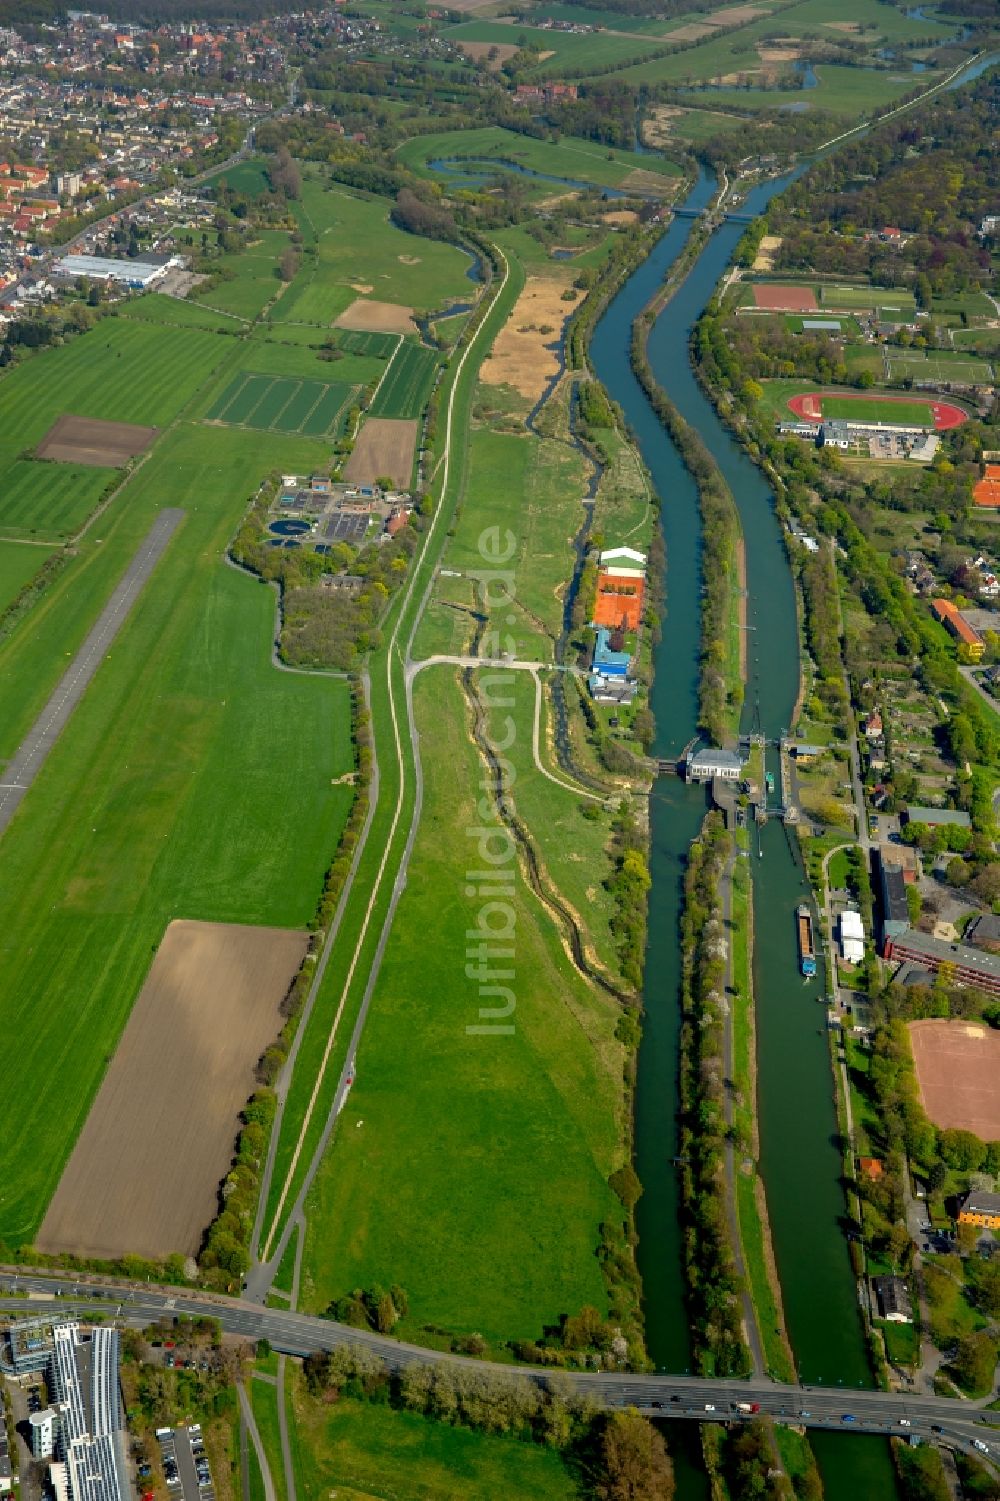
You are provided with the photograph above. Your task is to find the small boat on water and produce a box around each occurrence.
[796,903,816,977]
[765,771,775,795]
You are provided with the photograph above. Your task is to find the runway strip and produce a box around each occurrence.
[0,507,185,838]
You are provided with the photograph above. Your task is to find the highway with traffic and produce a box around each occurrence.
[1,1270,997,1470]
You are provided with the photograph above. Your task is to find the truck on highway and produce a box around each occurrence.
[734,1403,760,1414]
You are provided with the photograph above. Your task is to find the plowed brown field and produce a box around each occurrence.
[37,413,158,466]
[37,920,307,1261]
[909,1019,1000,1138]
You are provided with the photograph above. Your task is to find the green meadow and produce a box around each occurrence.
[118,293,245,332]
[0,423,354,1246]
[299,667,623,1343]
[0,541,53,611]
[396,125,680,189]
[443,18,664,72]
[370,340,439,420]
[288,1383,578,1501]
[272,177,474,326]
[0,460,116,541]
[0,321,231,460]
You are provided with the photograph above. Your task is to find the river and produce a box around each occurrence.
[589,171,898,1497]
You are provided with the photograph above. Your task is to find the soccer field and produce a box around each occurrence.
[818,396,940,425]
[887,351,994,386]
[206,372,358,438]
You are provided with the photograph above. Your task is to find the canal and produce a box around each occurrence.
[589,171,897,1497]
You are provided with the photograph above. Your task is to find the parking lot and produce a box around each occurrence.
[157,1425,214,1501]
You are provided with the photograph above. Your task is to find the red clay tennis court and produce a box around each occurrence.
[909,1019,1000,1139]
[787,390,969,430]
[974,465,1000,508]
[752,284,819,311]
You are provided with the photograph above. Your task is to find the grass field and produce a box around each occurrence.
[370,340,439,419]
[819,395,940,424]
[396,125,680,189]
[237,332,386,388]
[0,460,116,540]
[249,1376,289,1501]
[298,665,623,1343]
[818,283,915,313]
[272,177,474,326]
[0,422,354,1245]
[205,158,272,198]
[331,326,400,359]
[118,294,245,332]
[192,233,294,322]
[886,350,994,385]
[206,373,357,438]
[0,540,53,610]
[288,1380,578,1500]
[443,18,664,72]
[0,322,230,466]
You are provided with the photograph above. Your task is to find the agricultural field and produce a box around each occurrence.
[272,176,474,326]
[0,321,231,465]
[0,540,53,610]
[0,422,355,1246]
[370,340,440,420]
[118,294,245,332]
[396,125,681,191]
[442,18,665,72]
[0,460,116,540]
[38,919,308,1261]
[341,417,417,490]
[288,1381,578,1501]
[330,327,400,359]
[205,373,357,439]
[298,668,623,1343]
[234,332,387,387]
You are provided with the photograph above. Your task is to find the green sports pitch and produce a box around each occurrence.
[205,372,357,438]
[886,351,995,386]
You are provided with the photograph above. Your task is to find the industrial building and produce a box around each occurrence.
[840,908,865,965]
[52,252,176,288]
[0,1321,128,1501]
[686,747,744,783]
[904,803,972,829]
[882,929,1000,998]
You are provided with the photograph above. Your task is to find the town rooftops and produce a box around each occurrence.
[884,929,1000,990]
[905,804,971,828]
[967,914,1000,949]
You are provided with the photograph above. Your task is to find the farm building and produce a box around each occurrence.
[52,252,177,288]
[931,598,985,660]
[958,1191,1000,1230]
[840,908,865,965]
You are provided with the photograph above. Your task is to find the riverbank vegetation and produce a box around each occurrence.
[298,1344,675,1500]
[679,813,752,1378]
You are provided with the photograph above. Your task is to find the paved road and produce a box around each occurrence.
[2,1273,998,1463]
[0,508,184,838]
[238,1383,276,1501]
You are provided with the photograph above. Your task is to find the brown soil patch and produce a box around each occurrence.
[602,210,639,226]
[621,167,677,195]
[718,68,762,83]
[706,4,772,23]
[456,39,521,66]
[350,281,374,294]
[397,254,421,265]
[667,21,718,41]
[36,413,158,467]
[642,105,684,146]
[335,298,417,336]
[480,274,574,402]
[342,417,418,490]
[752,234,783,272]
[825,19,861,30]
[447,0,504,9]
[752,282,818,311]
[758,45,802,62]
[37,919,307,1261]
[909,1019,1000,1138]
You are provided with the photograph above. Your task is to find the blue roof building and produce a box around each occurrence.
[593,627,631,679]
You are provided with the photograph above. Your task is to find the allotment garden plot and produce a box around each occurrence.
[206,372,357,439]
[37,919,308,1261]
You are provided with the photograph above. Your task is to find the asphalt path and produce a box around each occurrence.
[0,508,184,838]
[1,1273,998,1467]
